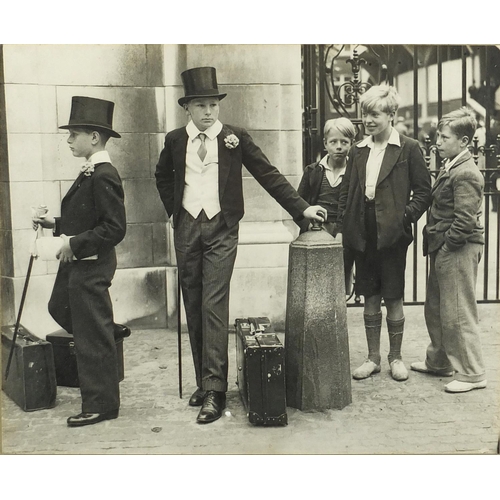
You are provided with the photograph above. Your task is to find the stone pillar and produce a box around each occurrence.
[285,225,351,410]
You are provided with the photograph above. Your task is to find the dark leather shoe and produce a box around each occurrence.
[114,324,131,340]
[197,390,226,424]
[189,388,206,407]
[67,410,119,427]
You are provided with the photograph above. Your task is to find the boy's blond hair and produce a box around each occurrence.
[360,85,401,114]
[438,107,477,143]
[324,117,356,141]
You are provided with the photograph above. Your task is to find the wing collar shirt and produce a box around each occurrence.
[319,154,346,187]
[358,127,400,200]
[183,119,223,219]
[89,150,111,165]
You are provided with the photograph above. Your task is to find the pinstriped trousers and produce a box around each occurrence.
[174,208,239,392]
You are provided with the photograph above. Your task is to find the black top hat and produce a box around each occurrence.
[178,67,227,106]
[59,96,121,138]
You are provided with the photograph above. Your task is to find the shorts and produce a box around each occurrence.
[353,201,408,299]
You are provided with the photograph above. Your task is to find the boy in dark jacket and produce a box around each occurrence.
[33,96,128,426]
[337,85,431,382]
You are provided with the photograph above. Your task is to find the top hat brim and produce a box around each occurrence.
[59,123,121,138]
[178,93,227,107]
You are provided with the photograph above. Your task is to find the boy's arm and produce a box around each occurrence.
[444,169,484,251]
[155,133,175,219]
[239,128,319,220]
[69,166,126,259]
[406,141,432,223]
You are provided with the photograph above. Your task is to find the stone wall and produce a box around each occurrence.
[0,44,303,335]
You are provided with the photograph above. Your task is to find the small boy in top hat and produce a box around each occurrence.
[155,66,327,424]
[32,96,128,427]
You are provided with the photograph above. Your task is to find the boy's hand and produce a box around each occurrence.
[56,235,75,262]
[31,205,55,230]
[303,205,327,222]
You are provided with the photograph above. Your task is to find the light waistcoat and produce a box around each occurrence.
[182,120,223,219]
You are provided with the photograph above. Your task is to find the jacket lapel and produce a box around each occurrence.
[355,146,370,192]
[218,127,232,198]
[62,172,86,204]
[376,142,403,186]
[172,129,188,193]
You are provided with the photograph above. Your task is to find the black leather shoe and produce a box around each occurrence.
[114,324,131,340]
[67,410,119,427]
[196,391,226,424]
[189,388,206,407]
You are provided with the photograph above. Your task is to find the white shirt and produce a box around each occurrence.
[358,127,401,200]
[319,154,346,188]
[444,148,468,172]
[88,150,111,165]
[183,120,223,219]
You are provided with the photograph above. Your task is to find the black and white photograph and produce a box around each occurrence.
[1,4,499,497]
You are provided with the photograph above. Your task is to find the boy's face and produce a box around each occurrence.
[436,125,468,160]
[67,128,94,159]
[362,106,394,137]
[185,97,220,131]
[324,129,351,162]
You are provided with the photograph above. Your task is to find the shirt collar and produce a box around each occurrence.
[186,119,223,141]
[319,154,347,173]
[444,148,469,171]
[358,127,401,148]
[89,150,111,165]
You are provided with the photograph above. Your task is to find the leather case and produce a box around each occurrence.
[1,324,57,411]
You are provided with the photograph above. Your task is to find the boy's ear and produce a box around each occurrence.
[461,135,470,147]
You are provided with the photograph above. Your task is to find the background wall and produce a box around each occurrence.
[0,44,303,335]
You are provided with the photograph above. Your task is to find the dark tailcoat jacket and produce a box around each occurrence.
[337,133,431,252]
[55,162,126,257]
[155,124,309,228]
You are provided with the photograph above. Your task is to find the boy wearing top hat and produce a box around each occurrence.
[32,96,128,427]
[155,67,327,424]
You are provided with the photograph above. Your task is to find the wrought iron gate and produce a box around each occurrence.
[302,44,500,304]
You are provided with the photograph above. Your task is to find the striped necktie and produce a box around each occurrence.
[197,133,207,162]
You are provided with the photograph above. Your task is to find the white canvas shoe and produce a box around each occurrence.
[444,379,487,393]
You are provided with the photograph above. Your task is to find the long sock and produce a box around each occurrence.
[387,317,405,364]
[364,311,382,365]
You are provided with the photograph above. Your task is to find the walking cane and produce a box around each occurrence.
[177,270,182,399]
[5,254,35,380]
[6,212,44,380]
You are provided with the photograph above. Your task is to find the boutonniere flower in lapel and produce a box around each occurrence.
[80,161,94,177]
[224,134,239,150]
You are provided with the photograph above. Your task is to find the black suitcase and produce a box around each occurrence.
[235,317,288,426]
[46,329,124,387]
[1,324,57,411]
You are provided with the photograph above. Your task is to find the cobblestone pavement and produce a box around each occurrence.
[1,304,499,455]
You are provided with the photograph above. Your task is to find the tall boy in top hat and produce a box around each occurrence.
[32,96,128,427]
[155,67,327,424]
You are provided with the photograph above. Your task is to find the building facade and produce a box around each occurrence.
[0,44,305,336]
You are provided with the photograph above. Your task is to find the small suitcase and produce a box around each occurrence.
[46,329,124,387]
[235,317,288,426]
[1,324,57,411]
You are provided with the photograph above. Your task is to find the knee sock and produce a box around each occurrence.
[387,317,405,364]
[364,311,382,365]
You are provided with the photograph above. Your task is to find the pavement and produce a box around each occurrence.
[1,304,499,455]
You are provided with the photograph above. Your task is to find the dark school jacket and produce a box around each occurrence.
[337,133,431,252]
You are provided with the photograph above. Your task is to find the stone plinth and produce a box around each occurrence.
[285,227,351,411]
